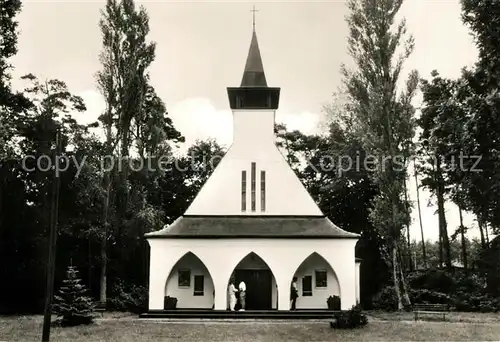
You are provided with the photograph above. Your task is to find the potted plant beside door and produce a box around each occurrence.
[327,295,341,310]
[163,296,177,309]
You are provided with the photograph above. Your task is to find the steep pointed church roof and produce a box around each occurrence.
[240,29,268,87]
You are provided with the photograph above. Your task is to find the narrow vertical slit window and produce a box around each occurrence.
[260,170,266,212]
[241,171,247,212]
[251,162,256,212]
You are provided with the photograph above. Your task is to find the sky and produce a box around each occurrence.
[10,0,484,242]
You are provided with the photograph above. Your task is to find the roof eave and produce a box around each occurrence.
[144,215,360,239]
[146,234,360,239]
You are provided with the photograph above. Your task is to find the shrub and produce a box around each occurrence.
[373,285,453,311]
[478,236,500,297]
[327,295,341,310]
[408,269,456,294]
[450,274,499,312]
[371,286,398,311]
[455,274,482,292]
[108,279,147,313]
[477,297,499,312]
[371,269,500,312]
[453,290,499,312]
[330,305,368,329]
[52,265,94,327]
[409,289,451,305]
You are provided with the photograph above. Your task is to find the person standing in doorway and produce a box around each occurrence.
[228,278,238,311]
[290,277,299,310]
[238,280,246,311]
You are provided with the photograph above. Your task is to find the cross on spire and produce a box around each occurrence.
[251,6,259,31]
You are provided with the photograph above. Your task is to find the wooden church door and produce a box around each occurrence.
[235,269,272,310]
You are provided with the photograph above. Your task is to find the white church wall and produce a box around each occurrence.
[293,253,340,309]
[165,252,215,309]
[235,254,268,269]
[185,109,323,216]
[147,238,357,311]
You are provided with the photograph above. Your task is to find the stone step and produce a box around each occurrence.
[140,310,340,320]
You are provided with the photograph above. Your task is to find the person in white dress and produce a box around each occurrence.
[238,280,246,311]
[228,278,238,311]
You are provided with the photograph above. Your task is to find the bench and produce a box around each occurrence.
[94,301,106,317]
[413,303,450,321]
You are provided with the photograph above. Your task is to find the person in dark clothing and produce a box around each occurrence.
[290,277,299,310]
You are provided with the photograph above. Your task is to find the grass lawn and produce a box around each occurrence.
[369,310,500,323]
[1,312,500,341]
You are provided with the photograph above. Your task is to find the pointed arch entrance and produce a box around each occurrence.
[291,252,340,309]
[228,252,278,310]
[165,252,215,309]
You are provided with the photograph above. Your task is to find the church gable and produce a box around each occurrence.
[184,145,323,216]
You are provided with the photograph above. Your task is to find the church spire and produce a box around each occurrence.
[227,9,279,110]
[240,6,267,87]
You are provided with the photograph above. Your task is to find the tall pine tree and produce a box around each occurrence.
[341,0,418,310]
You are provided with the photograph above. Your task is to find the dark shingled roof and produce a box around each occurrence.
[240,30,267,87]
[145,216,359,239]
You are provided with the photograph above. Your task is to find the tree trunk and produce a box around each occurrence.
[478,217,486,249]
[0,173,3,243]
[431,161,444,268]
[99,118,113,304]
[413,250,417,270]
[485,223,490,245]
[115,131,130,280]
[120,128,131,213]
[414,164,427,268]
[458,207,468,271]
[399,252,411,308]
[141,189,147,286]
[99,171,110,304]
[88,235,92,290]
[0,168,6,283]
[99,236,107,303]
[439,231,444,267]
[392,243,404,310]
[403,175,412,271]
[435,162,451,269]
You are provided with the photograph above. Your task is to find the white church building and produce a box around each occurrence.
[145,25,361,312]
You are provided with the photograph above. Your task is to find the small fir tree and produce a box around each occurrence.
[52,265,95,326]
